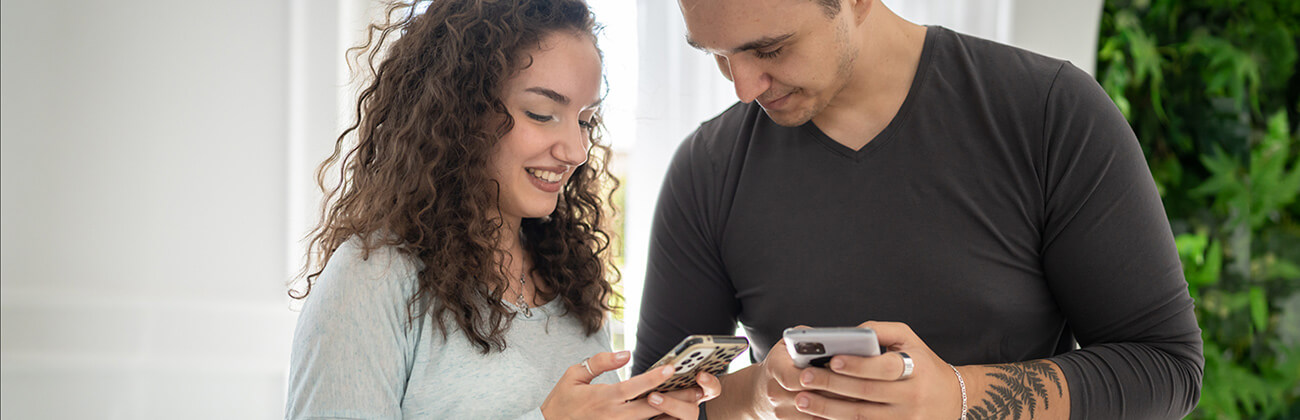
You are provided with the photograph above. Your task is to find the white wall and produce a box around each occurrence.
[1007,0,1103,76]
[0,0,344,417]
[892,0,1103,75]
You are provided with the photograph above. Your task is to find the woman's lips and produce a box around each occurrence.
[526,167,564,193]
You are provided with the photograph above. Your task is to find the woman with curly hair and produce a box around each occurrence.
[284,0,718,418]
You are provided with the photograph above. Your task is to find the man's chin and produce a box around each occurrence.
[760,107,813,127]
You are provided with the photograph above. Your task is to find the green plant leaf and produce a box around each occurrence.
[1250,286,1269,333]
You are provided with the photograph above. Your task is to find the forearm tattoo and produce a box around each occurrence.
[968,360,1064,420]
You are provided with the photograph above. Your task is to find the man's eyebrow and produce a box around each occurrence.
[685,33,794,54]
[524,87,602,108]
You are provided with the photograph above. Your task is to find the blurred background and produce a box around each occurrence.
[1,0,1294,418]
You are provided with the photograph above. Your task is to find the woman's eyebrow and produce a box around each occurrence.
[526,86,601,108]
[525,87,571,105]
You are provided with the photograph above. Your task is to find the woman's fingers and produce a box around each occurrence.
[612,364,676,399]
[646,391,700,419]
[588,351,632,374]
[695,372,722,401]
[660,387,704,404]
[563,350,630,384]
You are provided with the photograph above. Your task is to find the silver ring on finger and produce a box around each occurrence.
[897,352,914,380]
[581,358,595,376]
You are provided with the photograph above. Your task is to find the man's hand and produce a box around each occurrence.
[789,321,964,419]
[706,321,964,419]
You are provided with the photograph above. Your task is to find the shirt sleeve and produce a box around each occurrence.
[1037,63,1204,419]
[512,408,547,420]
[633,128,743,375]
[285,243,418,420]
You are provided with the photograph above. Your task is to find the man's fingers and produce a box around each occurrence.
[766,339,809,392]
[613,364,675,399]
[858,321,917,351]
[797,365,905,402]
[827,352,913,381]
[794,390,890,419]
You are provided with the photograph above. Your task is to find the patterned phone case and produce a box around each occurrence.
[636,335,749,399]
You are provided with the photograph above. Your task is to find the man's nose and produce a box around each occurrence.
[724,56,771,103]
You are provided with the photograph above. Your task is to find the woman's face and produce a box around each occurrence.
[491,31,602,223]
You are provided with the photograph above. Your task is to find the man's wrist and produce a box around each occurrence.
[705,364,760,420]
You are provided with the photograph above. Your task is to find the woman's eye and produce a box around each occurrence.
[755,46,783,59]
[524,111,553,122]
[578,119,594,130]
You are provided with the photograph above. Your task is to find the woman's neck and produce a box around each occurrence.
[496,219,530,283]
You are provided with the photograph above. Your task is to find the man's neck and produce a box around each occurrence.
[813,12,927,151]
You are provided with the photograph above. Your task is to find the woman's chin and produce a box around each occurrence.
[523,206,558,220]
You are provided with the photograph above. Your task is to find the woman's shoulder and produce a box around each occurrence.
[312,235,422,304]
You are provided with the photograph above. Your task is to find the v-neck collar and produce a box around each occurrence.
[801,25,940,161]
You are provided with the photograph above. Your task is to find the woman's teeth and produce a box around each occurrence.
[527,168,563,183]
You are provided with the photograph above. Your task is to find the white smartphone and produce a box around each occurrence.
[783,327,882,368]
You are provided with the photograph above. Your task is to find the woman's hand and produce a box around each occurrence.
[540,350,721,419]
[648,370,721,420]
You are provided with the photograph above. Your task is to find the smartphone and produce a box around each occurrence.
[783,327,882,368]
[636,335,749,399]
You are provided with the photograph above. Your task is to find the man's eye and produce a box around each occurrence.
[525,111,553,122]
[755,46,783,59]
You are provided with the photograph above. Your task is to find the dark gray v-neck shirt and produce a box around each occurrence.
[634,26,1202,419]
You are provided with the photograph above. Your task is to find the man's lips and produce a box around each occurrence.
[758,91,793,109]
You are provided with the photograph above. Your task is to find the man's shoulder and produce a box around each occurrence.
[691,101,760,146]
[674,101,767,165]
[931,26,1069,93]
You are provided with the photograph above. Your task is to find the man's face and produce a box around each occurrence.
[680,0,857,127]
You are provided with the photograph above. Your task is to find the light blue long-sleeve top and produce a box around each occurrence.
[286,238,617,419]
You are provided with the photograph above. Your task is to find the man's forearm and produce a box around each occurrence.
[959,360,1070,420]
[705,365,762,419]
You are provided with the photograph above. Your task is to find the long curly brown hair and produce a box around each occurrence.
[293,0,619,353]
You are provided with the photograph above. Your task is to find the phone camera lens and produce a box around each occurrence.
[795,342,825,355]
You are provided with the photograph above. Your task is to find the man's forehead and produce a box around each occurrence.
[678,0,819,52]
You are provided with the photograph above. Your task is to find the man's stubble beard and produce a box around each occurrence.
[767,20,858,128]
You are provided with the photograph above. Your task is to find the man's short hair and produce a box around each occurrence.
[814,0,841,17]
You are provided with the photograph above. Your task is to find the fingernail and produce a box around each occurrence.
[830,358,844,370]
[695,389,704,400]
[796,395,810,409]
[661,365,675,376]
[801,370,814,385]
[698,373,712,383]
[649,393,664,405]
[614,351,630,362]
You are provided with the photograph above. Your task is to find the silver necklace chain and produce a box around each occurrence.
[515,272,532,317]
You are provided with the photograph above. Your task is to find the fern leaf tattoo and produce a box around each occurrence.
[968,360,1064,420]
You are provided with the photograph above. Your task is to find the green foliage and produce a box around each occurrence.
[1098,0,1300,418]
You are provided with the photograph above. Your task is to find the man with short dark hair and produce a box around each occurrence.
[633,0,1204,418]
